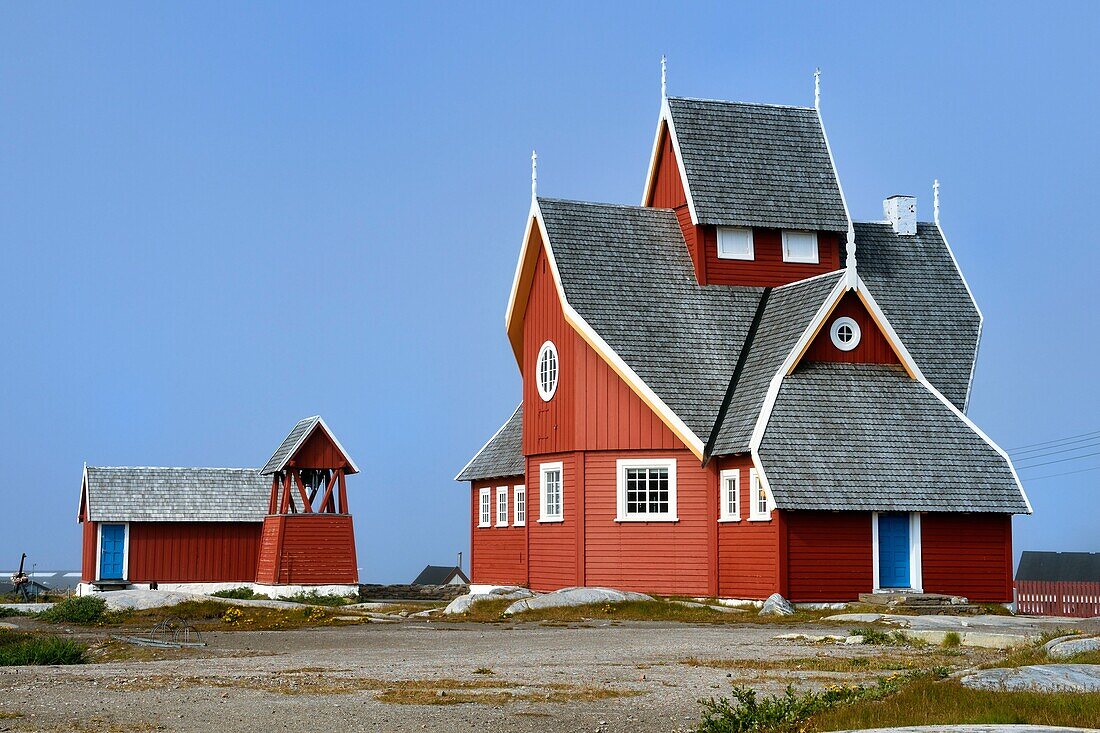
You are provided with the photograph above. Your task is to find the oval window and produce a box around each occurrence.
[829,317,861,352]
[536,341,559,401]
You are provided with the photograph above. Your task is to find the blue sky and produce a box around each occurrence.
[2,3,1097,582]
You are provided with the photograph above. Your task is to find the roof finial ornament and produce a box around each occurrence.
[844,223,857,282]
[661,55,667,100]
[933,178,941,226]
[531,149,538,200]
[814,67,821,110]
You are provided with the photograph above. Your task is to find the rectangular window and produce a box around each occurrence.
[478,487,491,527]
[495,486,509,527]
[748,468,770,520]
[719,469,740,521]
[717,227,754,260]
[539,462,563,522]
[782,230,819,263]
[513,485,526,526]
[616,458,677,522]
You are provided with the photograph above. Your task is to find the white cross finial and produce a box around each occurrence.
[661,55,667,100]
[933,179,941,225]
[845,223,857,272]
[814,67,821,110]
[531,150,538,199]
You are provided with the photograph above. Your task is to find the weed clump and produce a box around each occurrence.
[0,633,86,666]
[38,596,107,624]
[210,587,270,600]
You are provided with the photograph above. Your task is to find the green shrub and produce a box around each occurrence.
[38,596,107,624]
[277,590,354,607]
[0,606,29,619]
[210,587,269,600]
[942,631,961,648]
[0,634,85,666]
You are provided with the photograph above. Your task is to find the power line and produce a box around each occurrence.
[1012,434,1100,458]
[1018,464,1100,482]
[1015,449,1100,470]
[1011,438,1100,462]
[1006,428,1100,453]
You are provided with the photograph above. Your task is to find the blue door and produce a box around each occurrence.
[877,514,910,589]
[99,524,125,580]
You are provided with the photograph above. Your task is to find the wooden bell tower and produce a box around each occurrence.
[255,416,360,586]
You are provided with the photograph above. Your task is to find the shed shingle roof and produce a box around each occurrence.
[83,467,270,522]
[1015,552,1100,582]
[758,362,1027,513]
[455,405,525,482]
[667,97,848,231]
[261,416,320,475]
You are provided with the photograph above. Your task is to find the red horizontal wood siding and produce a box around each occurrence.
[127,522,262,583]
[583,450,712,596]
[703,228,842,287]
[802,292,900,365]
[716,456,780,600]
[470,479,528,586]
[81,521,97,582]
[784,511,873,602]
[921,513,1013,602]
[254,514,358,585]
[526,452,579,592]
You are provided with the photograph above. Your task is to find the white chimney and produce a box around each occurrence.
[883,195,917,236]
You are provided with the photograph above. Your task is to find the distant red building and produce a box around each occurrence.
[456,86,1030,603]
[79,416,360,595]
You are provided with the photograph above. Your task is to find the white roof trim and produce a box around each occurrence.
[78,462,89,521]
[748,275,1029,514]
[640,98,699,224]
[453,403,522,482]
[816,107,852,232]
[936,220,984,412]
[504,199,541,337]
[269,416,360,475]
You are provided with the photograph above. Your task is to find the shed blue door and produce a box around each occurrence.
[99,524,125,580]
[877,514,910,589]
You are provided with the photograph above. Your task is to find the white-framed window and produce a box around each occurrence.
[615,458,677,522]
[748,468,770,521]
[719,469,740,522]
[513,485,526,526]
[830,316,861,352]
[478,487,491,528]
[539,462,564,522]
[782,230,819,264]
[536,341,559,401]
[717,227,754,260]
[495,486,509,527]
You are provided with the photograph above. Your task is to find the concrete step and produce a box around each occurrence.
[859,592,979,614]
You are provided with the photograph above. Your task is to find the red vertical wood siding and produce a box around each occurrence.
[715,456,780,599]
[254,515,358,585]
[522,235,680,457]
[784,511,873,602]
[645,123,705,281]
[526,452,580,592]
[469,479,528,586]
[81,521,97,582]
[921,513,1013,602]
[582,449,712,596]
[291,427,351,470]
[127,522,262,583]
[703,228,842,287]
[802,292,900,365]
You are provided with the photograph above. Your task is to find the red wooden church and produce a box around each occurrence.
[78,416,360,595]
[456,79,1031,604]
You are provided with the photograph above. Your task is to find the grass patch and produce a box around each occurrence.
[811,677,1100,730]
[210,587,270,600]
[38,596,107,624]
[447,598,828,625]
[0,632,86,665]
[850,627,918,646]
[941,631,961,648]
[681,649,975,675]
[94,599,342,631]
[276,590,356,607]
[0,606,29,618]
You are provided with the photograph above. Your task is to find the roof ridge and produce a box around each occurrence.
[87,466,260,471]
[771,269,844,292]
[538,196,673,213]
[667,95,815,112]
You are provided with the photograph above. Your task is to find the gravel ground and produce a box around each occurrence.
[0,618,1072,733]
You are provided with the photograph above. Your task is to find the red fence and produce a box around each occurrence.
[1016,580,1100,618]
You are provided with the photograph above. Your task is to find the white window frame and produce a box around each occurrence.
[478,487,491,528]
[615,458,678,522]
[495,486,509,527]
[95,522,130,581]
[536,341,559,401]
[513,484,526,526]
[747,468,771,521]
[781,230,819,264]
[719,469,740,522]
[830,316,861,352]
[871,512,923,593]
[717,227,755,260]
[538,462,564,523]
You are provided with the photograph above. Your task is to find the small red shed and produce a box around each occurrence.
[78,415,360,595]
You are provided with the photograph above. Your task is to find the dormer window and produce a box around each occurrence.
[717,227,754,260]
[782,231,819,264]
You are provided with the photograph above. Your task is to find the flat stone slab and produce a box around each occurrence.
[443,587,533,615]
[1046,636,1100,659]
[961,664,1100,692]
[0,603,52,613]
[504,587,651,615]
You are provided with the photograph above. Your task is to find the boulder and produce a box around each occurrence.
[1046,635,1100,659]
[961,663,1100,692]
[503,587,651,615]
[442,587,533,615]
[758,593,795,616]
